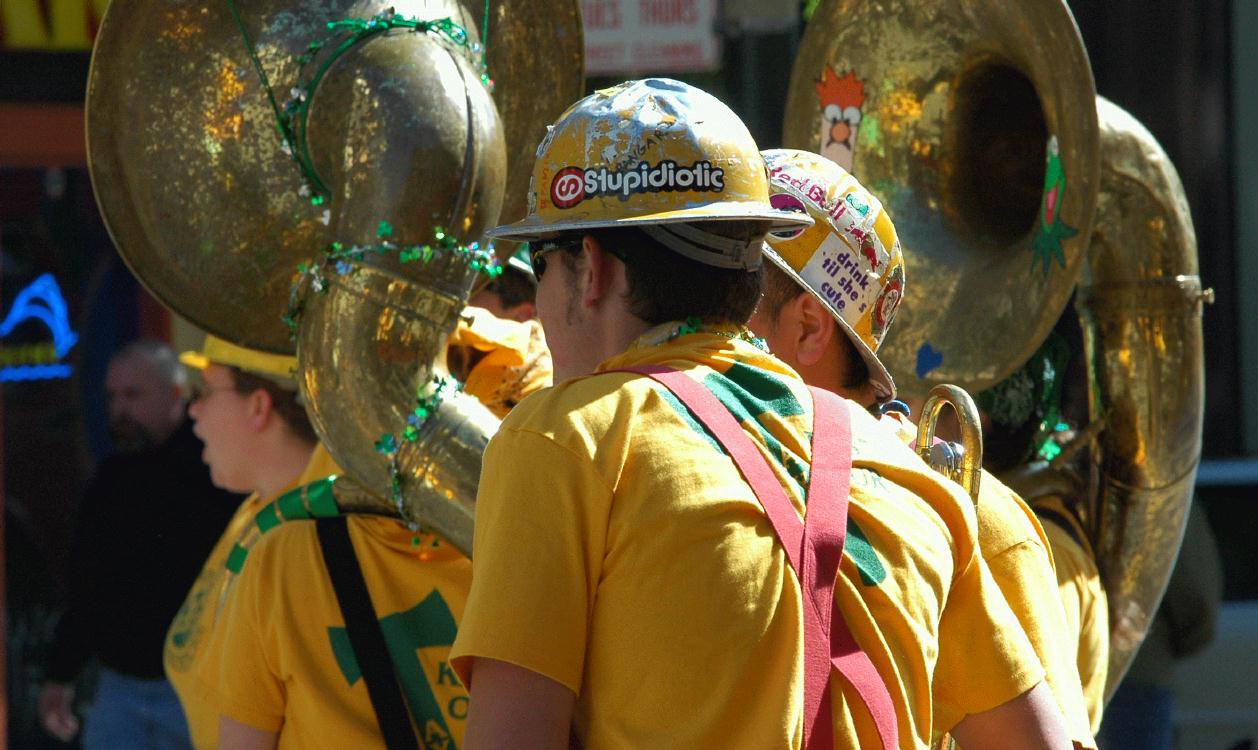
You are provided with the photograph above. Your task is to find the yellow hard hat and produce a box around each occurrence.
[448,306,552,418]
[487,78,812,263]
[180,334,298,388]
[761,149,905,400]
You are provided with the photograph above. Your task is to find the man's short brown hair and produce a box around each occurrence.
[559,221,766,326]
[480,265,537,309]
[226,368,319,445]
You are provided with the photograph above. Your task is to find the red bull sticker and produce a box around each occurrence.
[816,67,866,172]
[768,164,890,271]
[768,192,809,240]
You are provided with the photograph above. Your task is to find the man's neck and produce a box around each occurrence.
[598,313,652,367]
[565,304,651,380]
[252,436,317,501]
[794,360,877,410]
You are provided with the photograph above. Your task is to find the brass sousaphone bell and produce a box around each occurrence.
[88,0,582,354]
[995,98,1208,702]
[786,0,1208,712]
[286,3,508,542]
[88,0,584,553]
[783,0,1100,399]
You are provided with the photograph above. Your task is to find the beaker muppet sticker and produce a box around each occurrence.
[816,66,866,172]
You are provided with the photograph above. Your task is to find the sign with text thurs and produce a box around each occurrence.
[582,0,720,75]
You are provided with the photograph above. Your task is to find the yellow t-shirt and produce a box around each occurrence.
[1033,495,1109,732]
[164,444,340,750]
[880,413,1097,748]
[205,516,471,749]
[450,326,1042,749]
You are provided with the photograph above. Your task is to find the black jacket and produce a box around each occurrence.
[47,419,243,681]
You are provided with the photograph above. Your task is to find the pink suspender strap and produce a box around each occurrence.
[613,366,898,750]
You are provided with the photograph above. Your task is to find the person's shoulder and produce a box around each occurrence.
[499,370,661,440]
[238,519,322,578]
[975,471,1051,559]
[847,403,980,559]
[1036,508,1095,577]
[850,403,954,492]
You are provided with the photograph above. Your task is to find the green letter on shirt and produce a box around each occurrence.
[329,590,461,749]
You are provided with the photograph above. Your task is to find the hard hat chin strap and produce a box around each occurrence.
[640,223,763,270]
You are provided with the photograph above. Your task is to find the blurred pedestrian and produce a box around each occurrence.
[38,340,241,749]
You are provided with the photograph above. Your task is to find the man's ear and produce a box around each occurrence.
[505,301,536,323]
[795,294,836,368]
[245,388,274,432]
[579,235,621,309]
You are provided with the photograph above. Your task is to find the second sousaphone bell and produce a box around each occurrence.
[783,0,1100,399]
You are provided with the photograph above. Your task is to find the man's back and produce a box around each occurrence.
[1033,495,1108,731]
[453,328,1041,748]
[50,420,240,682]
[203,515,471,749]
[880,412,1098,746]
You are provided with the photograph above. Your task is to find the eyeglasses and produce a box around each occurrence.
[529,236,583,281]
[190,382,244,403]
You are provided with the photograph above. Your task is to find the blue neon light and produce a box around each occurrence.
[0,273,78,382]
[0,364,73,382]
[0,273,78,357]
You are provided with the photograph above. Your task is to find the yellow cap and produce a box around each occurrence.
[180,335,298,387]
[448,307,553,418]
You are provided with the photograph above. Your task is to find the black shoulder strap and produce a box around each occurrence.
[315,516,418,750]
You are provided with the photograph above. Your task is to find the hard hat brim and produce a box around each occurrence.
[486,203,814,243]
[762,245,897,401]
[181,335,299,387]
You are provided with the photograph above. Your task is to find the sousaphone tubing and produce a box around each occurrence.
[87,0,582,354]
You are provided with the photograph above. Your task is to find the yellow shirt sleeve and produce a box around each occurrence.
[450,425,612,694]
[208,532,288,733]
[862,409,1048,735]
[932,543,1045,733]
[1041,515,1109,732]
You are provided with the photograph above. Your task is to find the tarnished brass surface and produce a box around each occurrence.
[1077,98,1208,699]
[1000,460,1085,507]
[87,0,580,352]
[916,384,984,501]
[783,0,1099,397]
[295,255,479,499]
[393,391,501,557]
[304,26,506,280]
[475,0,584,250]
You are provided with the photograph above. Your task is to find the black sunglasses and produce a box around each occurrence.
[529,235,583,280]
